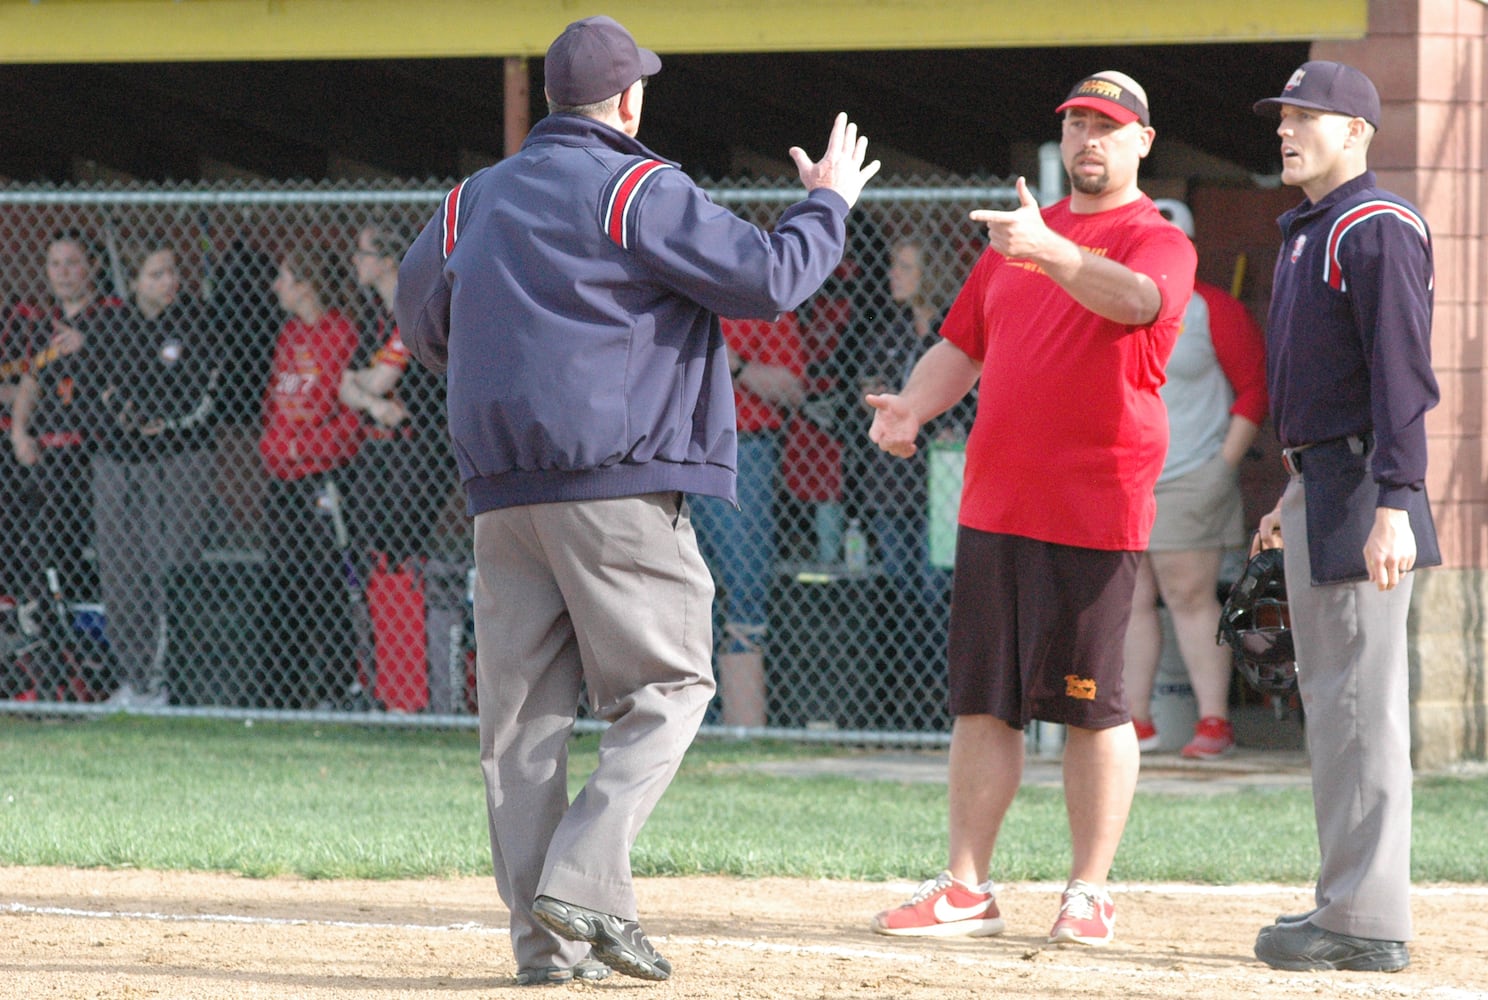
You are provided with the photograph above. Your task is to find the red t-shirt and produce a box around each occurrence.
[940,196,1196,550]
[259,310,363,480]
[1195,281,1269,426]
[721,314,806,434]
[781,296,848,501]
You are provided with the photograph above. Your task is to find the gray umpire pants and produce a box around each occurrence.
[1280,476,1414,942]
[473,492,715,971]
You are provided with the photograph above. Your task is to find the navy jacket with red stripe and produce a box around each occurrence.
[1265,171,1438,509]
[396,113,851,515]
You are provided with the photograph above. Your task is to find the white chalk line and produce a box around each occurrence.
[2,901,506,935]
[6,886,1487,999]
[877,880,1488,898]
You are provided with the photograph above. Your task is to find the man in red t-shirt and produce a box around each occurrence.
[867,72,1196,947]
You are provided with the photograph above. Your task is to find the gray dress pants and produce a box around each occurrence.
[1280,475,1414,942]
[473,491,715,970]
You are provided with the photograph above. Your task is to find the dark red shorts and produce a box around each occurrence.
[946,528,1139,730]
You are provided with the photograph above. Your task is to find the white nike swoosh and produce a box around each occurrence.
[932,894,988,923]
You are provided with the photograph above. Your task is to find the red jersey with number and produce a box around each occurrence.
[940,196,1196,550]
[259,310,363,480]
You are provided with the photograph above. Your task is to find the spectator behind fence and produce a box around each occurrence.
[783,221,892,563]
[395,13,879,984]
[1122,199,1267,760]
[1,298,36,603]
[866,72,1195,946]
[838,237,968,609]
[93,243,220,708]
[256,245,364,710]
[6,231,125,614]
[834,237,969,725]
[338,222,457,712]
[206,239,283,549]
[209,239,282,428]
[690,313,806,726]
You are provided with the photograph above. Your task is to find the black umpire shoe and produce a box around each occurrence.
[1273,908,1318,926]
[531,895,673,981]
[1254,920,1409,972]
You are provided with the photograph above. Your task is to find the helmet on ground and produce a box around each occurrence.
[1217,548,1296,697]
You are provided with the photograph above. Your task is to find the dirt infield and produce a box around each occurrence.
[4,867,1486,999]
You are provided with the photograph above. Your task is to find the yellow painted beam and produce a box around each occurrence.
[0,0,1368,64]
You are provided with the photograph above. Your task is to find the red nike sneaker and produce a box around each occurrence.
[871,871,1005,937]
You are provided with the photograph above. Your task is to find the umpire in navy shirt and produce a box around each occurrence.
[1250,61,1439,974]
[396,14,880,986]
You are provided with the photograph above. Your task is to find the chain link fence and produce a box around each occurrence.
[0,174,1017,742]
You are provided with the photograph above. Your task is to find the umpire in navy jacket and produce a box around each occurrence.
[1250,61,1439,974]
[396,14,880,986]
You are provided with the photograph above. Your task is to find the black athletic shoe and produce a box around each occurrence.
[1254,920,1409,972]
[1273,908,1318,927]
[531,895,673,981]
[513,957,611,986]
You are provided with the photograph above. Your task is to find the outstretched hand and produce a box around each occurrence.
[866,392,920,458]
[968,176,1053,260]
[790,112,882,209]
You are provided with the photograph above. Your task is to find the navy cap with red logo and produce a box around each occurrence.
[544,15,662,107]
[1253,60,1381,130]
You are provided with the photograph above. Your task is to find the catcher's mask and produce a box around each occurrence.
[1217,548,1296,697]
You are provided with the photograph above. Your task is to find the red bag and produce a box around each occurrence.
[367,555,428,713]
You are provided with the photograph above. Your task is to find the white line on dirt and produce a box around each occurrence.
[663,936,1488,999]
[878,880,1488,898]
[6,895,1487,999]
[2,901,507,935]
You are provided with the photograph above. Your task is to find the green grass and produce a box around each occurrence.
[1,715,1484,883]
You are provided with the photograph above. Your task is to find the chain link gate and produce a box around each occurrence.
[0,175,1017,743]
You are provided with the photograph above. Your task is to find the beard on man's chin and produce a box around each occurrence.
[1070,173,1109,195]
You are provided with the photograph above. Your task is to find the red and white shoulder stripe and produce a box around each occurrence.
[600,158,671,250]
[440,179,469,260]
[1323,200,1430,291]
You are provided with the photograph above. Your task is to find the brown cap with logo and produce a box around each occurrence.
[1056,71,1150,126]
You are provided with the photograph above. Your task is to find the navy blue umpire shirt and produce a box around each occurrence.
[395,113,852,517]
[1265,170,1438,510]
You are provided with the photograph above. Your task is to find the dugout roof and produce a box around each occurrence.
[0,0,1360,182]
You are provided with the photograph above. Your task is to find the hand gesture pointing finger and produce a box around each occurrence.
[968,176,1051,259]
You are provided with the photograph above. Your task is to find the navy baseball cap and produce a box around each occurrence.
[1253,60,1380,129]
[544,15,662,106]
[1056,71,1150,126]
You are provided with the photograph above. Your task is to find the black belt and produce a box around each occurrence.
[1281,432,1372,477]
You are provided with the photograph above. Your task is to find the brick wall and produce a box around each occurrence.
[1314,0,1488,766]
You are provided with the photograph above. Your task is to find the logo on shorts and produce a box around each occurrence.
[1065,675,1097,700]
